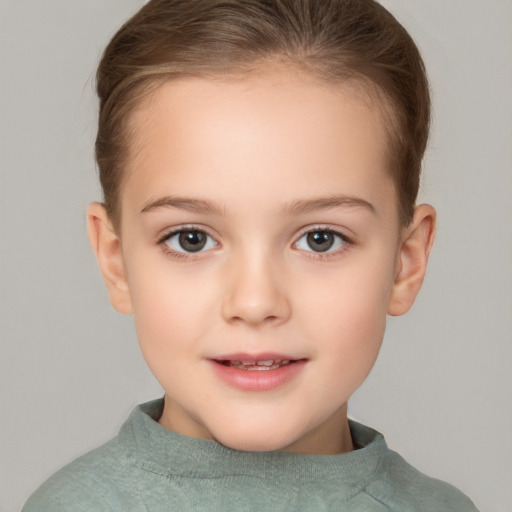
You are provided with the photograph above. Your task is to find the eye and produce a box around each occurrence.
[163,229,217,253]
[295,229,349,253]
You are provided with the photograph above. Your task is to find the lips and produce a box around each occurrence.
[217,359,292,370]
[209,354,306,391]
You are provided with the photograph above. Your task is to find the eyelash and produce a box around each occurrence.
[293,227,353,260]
[157,226,353,261]
[158,226,218,260]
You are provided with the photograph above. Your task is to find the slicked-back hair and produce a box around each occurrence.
[96,0,430,230]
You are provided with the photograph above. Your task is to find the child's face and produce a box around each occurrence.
[92,68,432,454]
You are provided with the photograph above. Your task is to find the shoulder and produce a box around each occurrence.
[22,436,129,512]
[21,399,194,511]
[368,447,480,511]
[347,420,479,511]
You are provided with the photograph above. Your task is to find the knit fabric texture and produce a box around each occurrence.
[23,398,479,511]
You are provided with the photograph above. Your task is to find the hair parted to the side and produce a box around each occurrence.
[96,0,430,231]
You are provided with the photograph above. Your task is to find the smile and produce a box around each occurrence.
[218,359,292,370]
[209,355,307,392]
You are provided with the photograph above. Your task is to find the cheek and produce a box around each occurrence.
[302,254,393,313]
[126,258,222,356]
[318,291,387,363]
[296,253,394,360]
[308,286,388,402]
[127,266,194,346]
[128,275,205,393]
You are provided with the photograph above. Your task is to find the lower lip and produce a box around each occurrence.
[208,360,307,392]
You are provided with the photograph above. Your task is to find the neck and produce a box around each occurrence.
[281,404,355,455]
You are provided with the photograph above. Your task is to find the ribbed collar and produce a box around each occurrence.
[119,398,386,486]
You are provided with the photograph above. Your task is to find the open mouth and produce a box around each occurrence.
[210,356,307,391]
[216,359,295,371]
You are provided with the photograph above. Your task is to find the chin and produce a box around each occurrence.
[216,435,291,453]
[210,422,302,453]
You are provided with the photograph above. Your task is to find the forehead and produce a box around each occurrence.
[121,68,395,217]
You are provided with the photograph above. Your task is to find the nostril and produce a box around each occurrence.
[220,272,292,326]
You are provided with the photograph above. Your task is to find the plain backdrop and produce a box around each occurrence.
[1,1,511,511]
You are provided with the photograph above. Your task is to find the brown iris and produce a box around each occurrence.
[306,231,335,252]
[178,231,207,252]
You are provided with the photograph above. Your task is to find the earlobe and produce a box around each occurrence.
[388,204,436,316]
[87,203,133,315]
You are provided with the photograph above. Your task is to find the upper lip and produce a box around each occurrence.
[210,352,302,362]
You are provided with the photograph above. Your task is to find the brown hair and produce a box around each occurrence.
[96,0,430,229]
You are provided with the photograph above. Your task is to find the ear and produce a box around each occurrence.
[388,204,436,316]
[87,202,133,315]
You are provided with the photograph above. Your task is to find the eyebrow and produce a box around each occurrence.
[140,194,376,216]
[141,196,223,215]
[284,196,376,215]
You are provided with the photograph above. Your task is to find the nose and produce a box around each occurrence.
[221,252,291,327]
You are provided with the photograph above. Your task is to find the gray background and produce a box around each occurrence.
[1,1,511,511]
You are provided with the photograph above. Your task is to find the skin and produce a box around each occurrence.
[88,68,435,455]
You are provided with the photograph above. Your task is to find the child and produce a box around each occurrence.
[23,0,479,510]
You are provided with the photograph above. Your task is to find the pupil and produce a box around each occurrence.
[179,231,206,252]
[307,231,334,252]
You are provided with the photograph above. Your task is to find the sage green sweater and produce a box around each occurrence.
[23,399,478,511]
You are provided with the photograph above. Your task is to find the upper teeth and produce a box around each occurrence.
[227,359,291,370]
